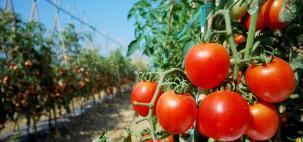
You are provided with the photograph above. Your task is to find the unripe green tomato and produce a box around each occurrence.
[228,0,248,20]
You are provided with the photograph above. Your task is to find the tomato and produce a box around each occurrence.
[185,43,230,89]
[260,0,286,29]
[197,91,250,141]
[131,81,162,117]
[228,0,248,20]
[143,135,173,142]
[245,57,295,103]
[234,35,246,45]
[156,90,197,134]
[245,102,279,141]
[242,13,265,31]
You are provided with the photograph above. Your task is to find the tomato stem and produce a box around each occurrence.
[216,0,226,11]
[208,10,241,85]
[249,93,254,104]
[135,118,147,124]
[133,101,150,107]
[244,7,260,59]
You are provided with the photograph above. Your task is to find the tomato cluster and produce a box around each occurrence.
[131,41,296,141]
[128,0,302,141]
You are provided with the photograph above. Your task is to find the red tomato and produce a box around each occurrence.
[245,57,295,103]
[242,13,265,31]
[245,102,279,141]
[197,91,251,141]
[131,81,162,117]
[261,0,286,29]
[234,35,246,45]
[185,43,230,89]
[156,90,197,134]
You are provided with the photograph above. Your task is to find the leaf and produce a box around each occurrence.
[291,56,303,71]
[127,37,142,56]
[182,41,195,58]
[280,0,297,23]
[178,7,202,38]
[297,34,303,44]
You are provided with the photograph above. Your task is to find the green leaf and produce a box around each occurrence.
[291,56,303,71]
[182,41,195,58]
[297,34,303,44]
[127,37,142,56]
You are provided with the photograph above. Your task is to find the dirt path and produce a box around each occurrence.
[2,91,147,142]
[43,92,136,142]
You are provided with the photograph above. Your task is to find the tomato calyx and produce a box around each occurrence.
[249,51,274,66]
[139,72,160,82]
[173,80,191,94]
[141,130,171,142]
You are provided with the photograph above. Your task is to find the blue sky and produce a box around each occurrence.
[0,0,139,56]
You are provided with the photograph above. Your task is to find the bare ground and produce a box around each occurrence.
[1,91,148,142]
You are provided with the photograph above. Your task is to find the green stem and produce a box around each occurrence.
[208,10,240,83]
[249,93,254,104]
[222,10,241,83]
[135,118,147,124]
[133,101,149,107]
[216,0,226,11]
[244,9,260,59]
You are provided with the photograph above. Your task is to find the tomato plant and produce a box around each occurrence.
[0,8,141,137]
[184,43,230,89]
[245,57,296,103]
[127,0,303,141]
[197,91,251,141]
[245,101,279,141]
[131,81,161,117]
[156,90,197,134]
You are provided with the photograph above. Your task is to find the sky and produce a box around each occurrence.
[0,0,140,57]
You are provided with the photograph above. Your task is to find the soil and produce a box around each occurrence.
[1,91,148,142]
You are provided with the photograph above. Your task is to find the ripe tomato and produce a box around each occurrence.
[156,90,197,134]
[234,35,246,45]
[260,0,286,29]
[245,102,279,141]
[245,57,295,103]
[242,13,265,31]
[197,91,250,141]
[228,0,248,20]
[131,81,162,117]
[185,43,230,89]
